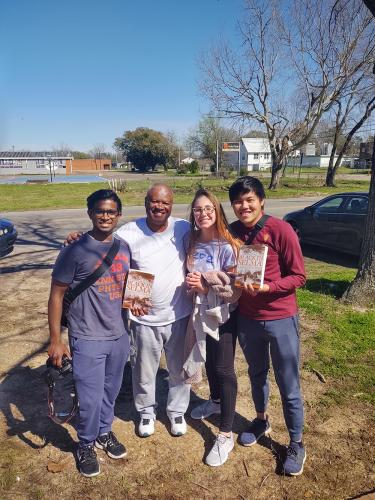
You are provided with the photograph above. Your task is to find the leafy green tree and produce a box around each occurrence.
[114,128,177,172]
[188,160,200,174]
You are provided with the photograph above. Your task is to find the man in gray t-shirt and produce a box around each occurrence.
[48,189,130,478]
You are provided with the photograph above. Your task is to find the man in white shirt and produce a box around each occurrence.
[116,184,192,437]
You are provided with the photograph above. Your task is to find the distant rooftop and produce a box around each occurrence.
[0,151,73,158]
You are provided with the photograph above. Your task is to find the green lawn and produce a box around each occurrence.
[0,176,371,211]
[299,261,375,406]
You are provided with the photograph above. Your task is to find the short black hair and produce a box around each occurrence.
[228,176,266,203]
[86,189,122,212]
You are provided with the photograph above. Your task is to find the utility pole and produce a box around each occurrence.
[216,140,219,176]
[238,140,241,175]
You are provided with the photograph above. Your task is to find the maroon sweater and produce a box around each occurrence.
[230,215,306,320]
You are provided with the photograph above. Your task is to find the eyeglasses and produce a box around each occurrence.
[192,206,215,215]
[93,209,119,217]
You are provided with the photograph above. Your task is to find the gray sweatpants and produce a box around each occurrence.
[130,316,190,419]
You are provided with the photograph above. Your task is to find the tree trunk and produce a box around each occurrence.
[325,165,336,187]
[325,141,338,187]
[342,137,375,307]
[268,162,284,190]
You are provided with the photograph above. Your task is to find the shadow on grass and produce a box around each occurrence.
[304,278,352,299]
[1,365,76,454]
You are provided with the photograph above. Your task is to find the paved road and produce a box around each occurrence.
[0,197,324,273]
[1,194,357,274]
[5,196,323,246]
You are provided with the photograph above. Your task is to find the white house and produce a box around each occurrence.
[240,138,272,171]
[181,157,195,164]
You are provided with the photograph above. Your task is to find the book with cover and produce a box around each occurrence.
[122,269,155,309]
[234,244,268,289]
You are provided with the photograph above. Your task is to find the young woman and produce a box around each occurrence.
[185,188,241,467]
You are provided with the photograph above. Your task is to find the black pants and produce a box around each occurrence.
[205,312,237,433]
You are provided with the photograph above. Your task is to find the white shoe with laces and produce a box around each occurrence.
[138,417,155,437]
[205,433,234,467]
[169,415,187,436]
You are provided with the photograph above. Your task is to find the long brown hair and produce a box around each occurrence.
[187,188,241,268]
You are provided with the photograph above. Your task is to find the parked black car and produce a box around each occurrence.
[283,192,369,257]
[0,218,17,258]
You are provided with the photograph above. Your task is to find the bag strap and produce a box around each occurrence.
[64,237,121,304]
[244,214,270,245]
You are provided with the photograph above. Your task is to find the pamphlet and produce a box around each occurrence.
[122,269,155,309]
[234,244,268,289]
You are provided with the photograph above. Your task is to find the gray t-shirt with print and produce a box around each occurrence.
[190,240,236,273]
[52,233,130,340]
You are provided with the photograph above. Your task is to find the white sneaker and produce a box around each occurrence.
[138,417,155,437]
[169,415,187,436]
[205,433,234,467]
[190,399,221,420]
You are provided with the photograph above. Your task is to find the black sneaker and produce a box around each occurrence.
[77,444,100,477]
[95,431,127,459]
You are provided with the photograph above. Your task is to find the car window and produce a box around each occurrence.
[315,197,345,213]
[345,196,368,214]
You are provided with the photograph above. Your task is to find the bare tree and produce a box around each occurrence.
[200,0,375,189]
[342,137,375,306]
[185,116,239,163]
[51,143,72,156]
[332,0,375,306]
[89,143,110,170]
[325,90,375,186]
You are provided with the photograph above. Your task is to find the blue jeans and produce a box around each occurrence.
[237,314,304,442]
[71,334,130,446]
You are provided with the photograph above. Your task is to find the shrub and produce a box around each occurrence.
[188,160,199,174]
[176,164,188,175]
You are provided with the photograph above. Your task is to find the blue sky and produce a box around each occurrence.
[1,0,242,152]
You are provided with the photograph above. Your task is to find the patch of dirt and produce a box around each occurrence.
[1,243,374,499]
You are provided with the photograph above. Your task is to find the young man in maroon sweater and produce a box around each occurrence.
[190,176,306,473]
[229,176,306,475]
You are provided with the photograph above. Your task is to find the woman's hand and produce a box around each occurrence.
[186,271,208,294]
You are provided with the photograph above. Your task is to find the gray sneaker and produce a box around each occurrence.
[190,399,221,420]
[205,433,234,467]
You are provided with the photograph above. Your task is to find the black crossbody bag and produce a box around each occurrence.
[244,214,270,245]
[61,237,121,327]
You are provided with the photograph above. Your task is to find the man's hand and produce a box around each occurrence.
[130,299,151,317]
[242,282,270,296]
[130,305,150,316]
[48,342,71,367]
[64,231,84,247]
[186,271,208,294]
